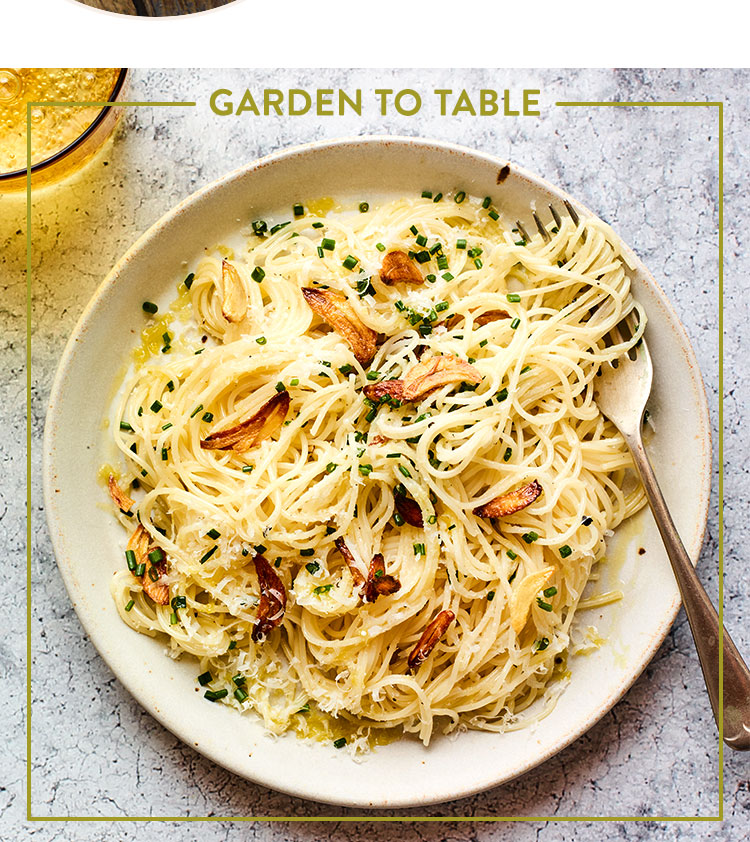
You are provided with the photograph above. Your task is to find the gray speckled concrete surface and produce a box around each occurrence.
[2,68,747,839]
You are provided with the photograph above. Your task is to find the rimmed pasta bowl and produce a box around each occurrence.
[43,136,711,808]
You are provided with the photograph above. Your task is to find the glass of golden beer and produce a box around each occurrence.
[0,68,128,193]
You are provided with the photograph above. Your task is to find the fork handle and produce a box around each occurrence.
[625,433,750,750]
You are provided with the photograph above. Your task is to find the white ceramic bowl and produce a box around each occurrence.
[43,137,711,808]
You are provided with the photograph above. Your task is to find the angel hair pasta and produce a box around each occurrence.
[106,191,646,749]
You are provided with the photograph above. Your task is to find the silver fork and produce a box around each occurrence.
[527,203,750,750]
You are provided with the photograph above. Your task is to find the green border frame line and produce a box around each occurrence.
[26,96,724,823]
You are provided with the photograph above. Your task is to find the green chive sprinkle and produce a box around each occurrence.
[150,400,162,413]
[333,737,347,748]
[487,591,495,601]
[535,638,550,651]
[376,243,386,252]
[234,687,249,703]
[228,640,237,650]
[293,203,304,217]
[342,255,359,270]
[124,599,135,612]
[171,596,187,610]
[482,196,491,209]
[256,336,267,345]
[190,404,203,418]
[312,222,324,229]
[321,238,336,251]
[169,612,179,625]
[252,220,267,236]
[398,464,411,478]
[161,447,168,461]
[326,463,337,474]
[456,239,467,250]
[270,221,291,235]
[454,191,466,204]
[433,192,443,202]
[559,545,573,558]
[207,528,221,539]
[497,388,509,402]
[358,464,373,476]
[413,543,425,556]
[421,190,432,199]
[289,378,299,386]
[522,531,539,544]
[300,548,315,557]
[275,382,286,392]
[202,412,213,423]
[200,546,217,564]
[305,560,320,574]
[537,598,553,612]
[317,246,324,258]
[134,563,146,577]
[125,550,137,571]
[242,466,253,473]
[148,548,164,564]
[251,267,265,283]
[142,301,158,314]
[393,512,405,527]
[198,671,212,686]
[507,549,518,560]
[204,689,228,701]
[503,447,512,462]
[184,273,195,290]
[359,202,369,213]
[409,225,419,235]
[507,293,521,303]
[442,272,454,281]
[120,421,134,432]
[543,586,558,597]
[488,209,499,221]
[314,584,334,595]
[510,318,521,330]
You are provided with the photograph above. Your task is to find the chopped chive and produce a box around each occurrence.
[200,546,218,564]
[150,400,162,413]
[358,464,373,476]
[442,272,454,281]
[428,514,437,524]
[543,586,558,597]
[251,266,265,283]
[474,258,483,269]
[507,293,521,303]
[339,363,356,375]
[321,238,336,251]
[510,318,521,330]
[234,687,249,703]
[342,255,359,270]
[487,591,495,601]
[161,447,168,461]
[148,548,164,564]
[124,599,135,612]
[359,202,369,213]
[169,612,179,625]
[507,549,518,560]
[376,242,386,252]
[190,404,203,418]
[559,545,573,558]
[515,240,527,247]
[228,640,237,650]
[508,567,518,583]
[454,191,466,204]
[482,196,491,209]
[270,221,291,234]
[456,239,467,250]
[300,548,315,558]
[311,221,324,229]
[134,562,146,577]
[409,225,419,235]
[137,407,143,416]
[183,272,195,290]
[142,301,158,314]
[256,336,267,345]
[582,516,593,526]
[206,528,221,540]
[204,689,228,701]
[242,465,253,473]
[497,388,508,402]
[503,447,512,462]
[202,412,214,423]
[436,255,449,270]
[314,584,334,595]
[333,737,347,749]
[148,565,160,582]
[413,542,425,556]
[522,531,539,544]
[275,382,286,392]
[161,423,173,431]
[520,365,531,374]
[535,637,550,651]
[171,595,187,610]
[198,671,212,686]
[488,209,499,221]
[536,598,553,612]
[426,273,436,282]
[416,234,428,247]
[393,512,405,526]
[125,550,137,571]
[433,192,443,202]
[421,190,433,199]
[479,339,488,348]
[326,463,337,474]
[435,301,449,313]
[415,251,431,264]
[317,246,324,258]
[274,557,282,567]
[293,203,304,217]
[398,464,411,478]
[305,560,320,574]
[119,421,134,432]
[252,220,268,236]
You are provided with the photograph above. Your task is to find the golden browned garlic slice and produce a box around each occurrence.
[362,553,401,603]
[474,480,542,519]
[200,391,290,452]
[401,355,482,401]
[394,488,423,527]
[380,250,424,285]
[509,566,555,634]
[301,287,377,365]
[220,259,248,323]
[252,554,287,642]
[127,524,169,605]
[362,380,405,402]
[108,474,134,514]
[334,537,365,587]
[474,309,511,326]
[407,610,455,672]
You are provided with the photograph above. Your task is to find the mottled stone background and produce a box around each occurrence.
[2,68,747,840]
